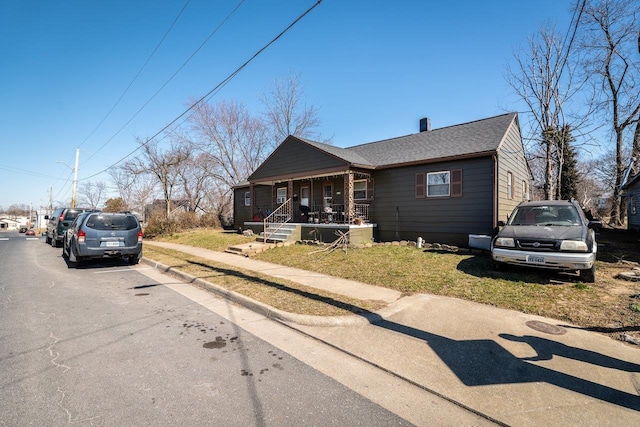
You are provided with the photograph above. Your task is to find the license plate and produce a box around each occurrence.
[105,241,120,247]
[526,255,545,264]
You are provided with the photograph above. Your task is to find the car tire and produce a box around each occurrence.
[50,233,58,248]
[45,234,51,244]
[67,245,82,269]
[579,264,596,283]
[128,255,140,265]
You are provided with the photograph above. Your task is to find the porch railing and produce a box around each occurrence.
[263,198,292,241]
[354,203,369,222]
[307,203,370,224]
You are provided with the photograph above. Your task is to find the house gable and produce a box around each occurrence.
[248,136,365,183]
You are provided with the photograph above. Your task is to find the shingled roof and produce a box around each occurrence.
[303,112,517,168]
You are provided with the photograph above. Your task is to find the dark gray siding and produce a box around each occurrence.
[627,180,640,232]
[233,185,272,228]
[370,157,494,246]
[250,138,349,182]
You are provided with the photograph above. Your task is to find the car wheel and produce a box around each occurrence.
[579,264,596,283]
[45,234,51,244]
[50,233,58,248]
[128,255,140,265]
[67,245,82,269]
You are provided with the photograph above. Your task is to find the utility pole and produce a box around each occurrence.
[71,148,79,208]
[58,148,80,208]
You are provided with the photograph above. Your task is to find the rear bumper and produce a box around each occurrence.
[77,243,142,260]
[491,247,595,271]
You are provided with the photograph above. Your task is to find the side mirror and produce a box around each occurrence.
[588,220,602,230]
[44,215,49,220]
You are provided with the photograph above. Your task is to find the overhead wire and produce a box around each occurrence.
[81,0,246,166]
[51,0,193,204]
[78,0,192,151]
[80,0,323,182]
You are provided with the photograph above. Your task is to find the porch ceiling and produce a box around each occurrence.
[249,168,372,186]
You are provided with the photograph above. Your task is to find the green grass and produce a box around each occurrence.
[147,229,640,330]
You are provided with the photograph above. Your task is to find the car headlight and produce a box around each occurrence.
[494,237,515,248]
[560,240,588,251]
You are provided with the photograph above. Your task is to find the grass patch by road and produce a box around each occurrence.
[148,228,640,339]
[144,245,385,316]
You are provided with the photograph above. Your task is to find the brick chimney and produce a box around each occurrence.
[419,117,431,132]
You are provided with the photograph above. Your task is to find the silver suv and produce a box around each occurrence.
[62,212,143,268]
[491,200,598,282]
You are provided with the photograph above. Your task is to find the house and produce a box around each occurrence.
[0,218,20,231]
[233,112,531,247]
[621,172,640,232]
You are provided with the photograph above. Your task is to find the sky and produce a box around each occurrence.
[0,0,577,211]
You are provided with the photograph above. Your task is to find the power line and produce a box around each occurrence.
[81,0,245,167]
[81,0,323,182]
[78,0,192,152]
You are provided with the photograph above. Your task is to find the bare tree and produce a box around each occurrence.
[579,0,640,224]
[174,151,214,213]
[125,138,190,218]
[77,181,108,209]
[109,165,157,218]
[184,99,270,188]
[261,70,323,144]
[506,21,588,200]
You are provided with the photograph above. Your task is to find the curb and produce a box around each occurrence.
[141,257,379,326]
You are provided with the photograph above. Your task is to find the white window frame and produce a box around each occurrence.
[353,179,367,200]
[276,187,287,204]
[507,172,513,199]
[244,191,251,207]
[427,171,450,197]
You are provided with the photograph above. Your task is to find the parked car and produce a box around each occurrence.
[62,212,143,268]
[25,229,36,236]
[45,208,94,247]
[491,200,599,282]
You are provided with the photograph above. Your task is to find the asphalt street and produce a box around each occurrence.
[0,232,422,426]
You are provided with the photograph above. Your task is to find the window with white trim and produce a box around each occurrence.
[276,187,286,204]
[244,191,251,207]
[353,180,367,200]
[427,171,450,197]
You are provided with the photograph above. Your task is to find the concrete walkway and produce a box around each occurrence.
[144,241,640,426]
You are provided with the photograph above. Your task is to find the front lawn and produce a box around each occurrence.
[149,228,640,341]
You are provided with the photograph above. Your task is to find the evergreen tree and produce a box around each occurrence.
[559,126,579,201]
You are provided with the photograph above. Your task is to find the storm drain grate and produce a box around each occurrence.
[526,320,566,335]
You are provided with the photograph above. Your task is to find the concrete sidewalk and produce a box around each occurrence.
[145,241,640,426]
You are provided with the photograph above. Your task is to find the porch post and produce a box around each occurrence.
[344,172,354,223]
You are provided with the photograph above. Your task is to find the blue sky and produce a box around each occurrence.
[0,0,575,210]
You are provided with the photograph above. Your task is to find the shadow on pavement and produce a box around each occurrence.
[372,319,640,411]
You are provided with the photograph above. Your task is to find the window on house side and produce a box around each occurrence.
[507,172,513,199]
[522,180,528,201]
[244,191,251,207]
[354,180,367,200]
[427,171,450,197]
[276,187,286,204]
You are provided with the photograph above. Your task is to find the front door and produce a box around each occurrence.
[300,186,310,208]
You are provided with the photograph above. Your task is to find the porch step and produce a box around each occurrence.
[258,223,299,243]
[225,242,275,256]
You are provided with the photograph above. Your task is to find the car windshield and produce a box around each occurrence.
[508,205,582,226]
[85,214,138,231]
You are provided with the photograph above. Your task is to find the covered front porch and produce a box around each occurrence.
[236,168,376,244]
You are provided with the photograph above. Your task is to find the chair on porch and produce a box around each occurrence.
[299,205,310,223]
